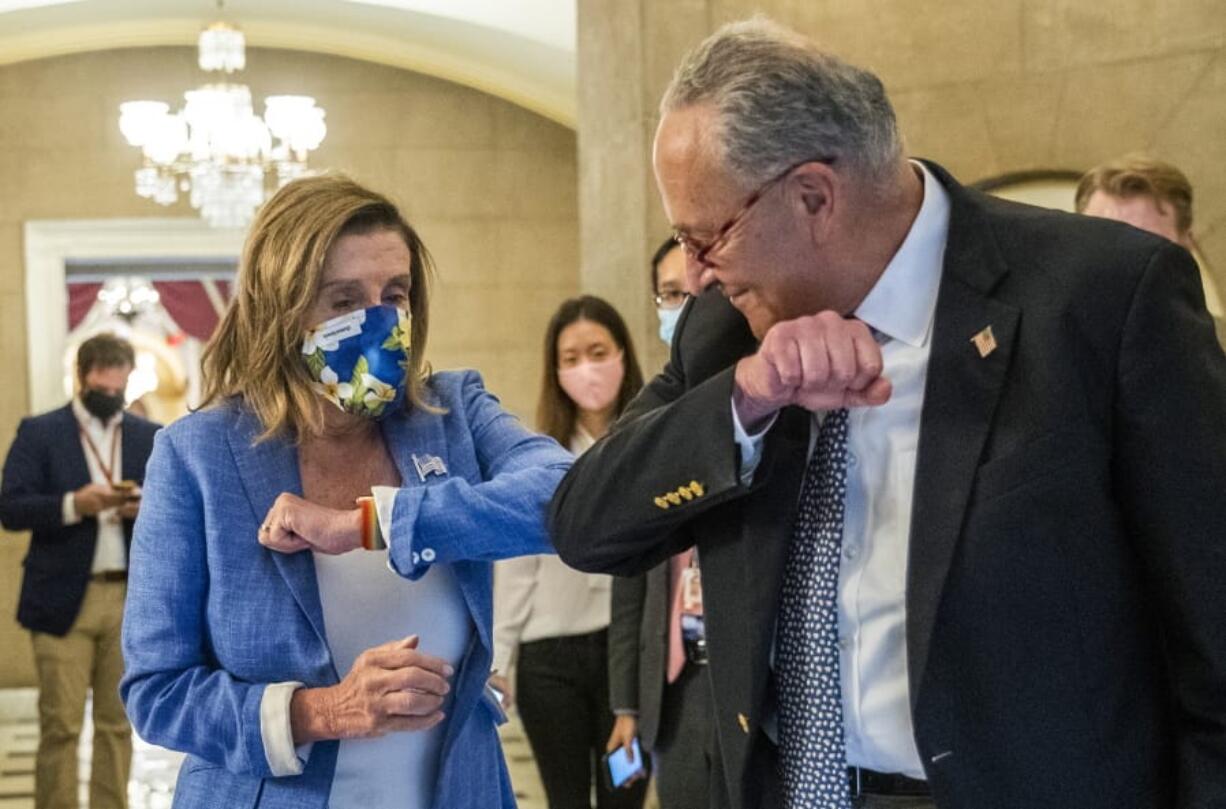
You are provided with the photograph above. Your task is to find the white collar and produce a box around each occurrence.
[854,161,950,348]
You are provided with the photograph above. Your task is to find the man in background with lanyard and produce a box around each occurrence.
[606,238,717,808]
[0,333,159,809]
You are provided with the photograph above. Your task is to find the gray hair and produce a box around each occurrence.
[662,18,903,188]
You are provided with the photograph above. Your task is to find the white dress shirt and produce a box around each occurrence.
[63,397,128,573]
[491,429,612,674]
[734,162,949,778]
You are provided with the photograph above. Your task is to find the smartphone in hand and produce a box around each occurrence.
[604,737,647,789]
[114,480,141,500]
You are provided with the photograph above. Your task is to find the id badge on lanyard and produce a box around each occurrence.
[680,557,704,642]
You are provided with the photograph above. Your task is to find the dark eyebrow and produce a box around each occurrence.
[384,274,412,288]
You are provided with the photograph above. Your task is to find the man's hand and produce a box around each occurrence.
[73,483,126,517]
[605,714,638,755]
[117,499,140,521]
[733,312,891,431]
[605,714,645,785]
[258,492,362,555]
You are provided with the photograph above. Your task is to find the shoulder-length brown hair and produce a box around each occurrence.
[200,173,435,441]
[536,295,644,445]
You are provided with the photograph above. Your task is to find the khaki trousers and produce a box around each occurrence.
[30,580,131,809]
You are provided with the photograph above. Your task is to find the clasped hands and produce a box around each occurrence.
[733,311,892,432]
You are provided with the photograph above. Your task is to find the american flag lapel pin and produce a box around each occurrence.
[412,454,448,482]
[971,325,997,358]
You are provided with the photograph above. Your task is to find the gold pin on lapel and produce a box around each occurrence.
[737,713,750,734]
[970,325,997,358]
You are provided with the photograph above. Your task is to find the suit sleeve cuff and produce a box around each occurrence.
[62,492,82,526]
[259,681,309,777]
[730,398,775,486]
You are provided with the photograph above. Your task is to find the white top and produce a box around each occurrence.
[490,429,612,674]
[735,161,949,778]
[259,502,474,808]
[62,397,127,573]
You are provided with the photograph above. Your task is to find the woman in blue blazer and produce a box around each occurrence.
[120,174,572,809]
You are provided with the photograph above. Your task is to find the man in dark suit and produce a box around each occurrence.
[606,237,718,808]
[551,18,1226,809]
[0,333,159,809]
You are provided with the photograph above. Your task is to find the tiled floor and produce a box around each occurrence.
[0,688,550,808]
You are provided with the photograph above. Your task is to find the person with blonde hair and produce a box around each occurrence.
[120,173,571,808]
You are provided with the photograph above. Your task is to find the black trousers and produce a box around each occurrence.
[653,662,718,809]
[517,629,647,809]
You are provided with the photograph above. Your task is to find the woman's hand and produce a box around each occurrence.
[290,635,454,744]
[259,492,361,555]
[488,673,515,712]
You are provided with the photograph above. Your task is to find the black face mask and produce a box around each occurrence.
[81,389,125,421]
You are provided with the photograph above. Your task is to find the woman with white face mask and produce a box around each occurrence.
[491,296,648,809]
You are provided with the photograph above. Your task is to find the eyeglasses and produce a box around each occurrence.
[653,290,689,310]
[671,157,834,266]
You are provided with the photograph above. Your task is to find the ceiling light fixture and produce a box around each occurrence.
[117,2,327,229]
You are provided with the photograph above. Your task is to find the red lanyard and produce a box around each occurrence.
[78,421,120,485]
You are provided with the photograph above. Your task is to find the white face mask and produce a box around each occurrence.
[557,353,625,413]
[657,306,682,346]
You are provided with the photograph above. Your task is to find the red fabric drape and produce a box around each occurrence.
[67,282,104,330]
[152,281,228,341]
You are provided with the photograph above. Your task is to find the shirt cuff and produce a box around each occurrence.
[62,492,82,526]
[613,708,639,717]
[372,485,401,575]
[730,398,776,486]
[491,646,512,677]
[259,681,309,777]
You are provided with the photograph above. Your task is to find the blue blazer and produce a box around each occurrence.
[121,370,572,808]
[0,405,159,635]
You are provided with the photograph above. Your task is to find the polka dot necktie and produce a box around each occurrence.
[777,407,852,809]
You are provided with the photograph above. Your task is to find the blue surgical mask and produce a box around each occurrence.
[301,304,412,420]
[657,306,682,346]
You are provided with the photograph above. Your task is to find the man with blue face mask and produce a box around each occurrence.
[604,237,716,809]
[653,238,689,346]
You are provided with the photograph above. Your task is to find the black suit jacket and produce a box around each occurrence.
[551,163,1226,809]
[0,404,159,635]
[608,562,671,750]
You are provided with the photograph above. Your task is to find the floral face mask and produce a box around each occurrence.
[301,304,412,420]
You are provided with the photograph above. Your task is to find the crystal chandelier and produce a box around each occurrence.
[97,277,162,322]
[118,10,326,229]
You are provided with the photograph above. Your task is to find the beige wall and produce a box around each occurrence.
[578,0,1226,363]
[0,47,578,686]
